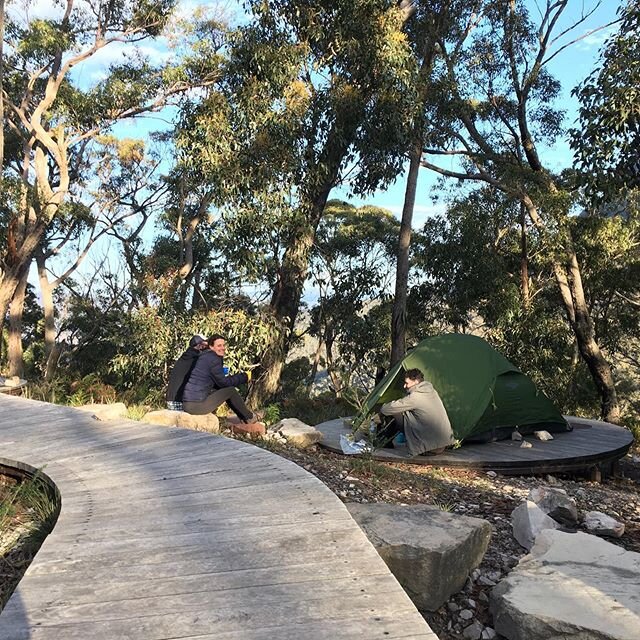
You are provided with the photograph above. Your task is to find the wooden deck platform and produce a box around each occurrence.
[316,417,634,476]
[0,395,436,640]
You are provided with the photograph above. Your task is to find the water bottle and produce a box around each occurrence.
[223,366,229,376]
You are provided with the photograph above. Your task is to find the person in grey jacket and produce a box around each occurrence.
[380,368,454,456]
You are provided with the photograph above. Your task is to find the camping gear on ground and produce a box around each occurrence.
[354,334,569,443]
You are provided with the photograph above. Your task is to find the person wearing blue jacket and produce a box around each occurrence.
[182,334,259,423]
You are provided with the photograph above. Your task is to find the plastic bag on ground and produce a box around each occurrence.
[340,434,372,455]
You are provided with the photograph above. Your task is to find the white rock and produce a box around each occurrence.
[76,402,127,421]
[533,430,554,441]
[486,471,497,478]
[272,418,323,449]
[481,628,497,640]
[460,609,474,620]
[490,530,640,640]
[511,430,523,441]
[511,500,560,550]
[584,511,625,538]
[520,440,533,448]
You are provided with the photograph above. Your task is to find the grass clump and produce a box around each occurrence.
[0,470,60,611]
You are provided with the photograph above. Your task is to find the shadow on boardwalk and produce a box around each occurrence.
[0,394,436,640]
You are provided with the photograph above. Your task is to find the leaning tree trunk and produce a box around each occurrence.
[7,267,28,377]
[524,197,619,423]
[564,251,619,423]
[390,138,422,366]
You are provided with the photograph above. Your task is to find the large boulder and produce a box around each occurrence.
[347,503,492,611]
[76,402,128,421]
[142,410,220,434]
[527,487,578,526]
[272,418,323,449]
[511,500,559,550]
[490,529,640,640]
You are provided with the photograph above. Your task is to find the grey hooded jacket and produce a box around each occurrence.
[380,381,454,456]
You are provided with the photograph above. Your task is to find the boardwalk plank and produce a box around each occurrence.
[0,395,436,639]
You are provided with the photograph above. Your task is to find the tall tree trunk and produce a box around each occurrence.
[524,197,619,423]
[0,0,5,173]
[390,138,421,366]
[7,267,28,377]
[36,249,57,380]
[519,202,530,309]
[247,219,319,407]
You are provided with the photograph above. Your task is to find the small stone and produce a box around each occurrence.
[478,591,489,603]
[481,627,497,640]
[584,511,625,538]
[511,430,523,441]
[447,602,460,613]
[477,575,497,587]
[534,430,554,441]
[520,440,533,449]
[486,471,497,478]
[467,598,476,608]
[463,620,484,640]
[459,609,474,620]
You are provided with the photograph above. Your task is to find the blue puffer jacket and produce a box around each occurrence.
[182,350,248,402]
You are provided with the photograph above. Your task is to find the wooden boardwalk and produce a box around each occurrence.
[317,417,634,475]
[0,395,436,640]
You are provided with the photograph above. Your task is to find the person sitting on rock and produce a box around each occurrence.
[166,334,208,411]
[379,368,454,456]
[181,334,262,425]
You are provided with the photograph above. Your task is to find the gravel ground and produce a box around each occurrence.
[246,433,640,640]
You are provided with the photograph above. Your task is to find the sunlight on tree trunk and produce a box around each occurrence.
[7,269,27,377]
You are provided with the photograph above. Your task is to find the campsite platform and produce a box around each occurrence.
[316,417,634,477]
[0,394,436,640]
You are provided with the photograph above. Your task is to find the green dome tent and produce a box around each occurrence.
[355,334,569,442]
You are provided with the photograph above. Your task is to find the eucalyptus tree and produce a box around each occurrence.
[181,0,418,404]
[571,1,639,202]
[418,0,622,422]
[390,0,483,365]
[0,0,224,335]
[309,200,399,395]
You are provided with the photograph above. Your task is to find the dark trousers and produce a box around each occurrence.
[183,388,253,422]
[377,414,403,448]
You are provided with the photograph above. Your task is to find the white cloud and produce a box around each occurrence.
[576,26,615,51]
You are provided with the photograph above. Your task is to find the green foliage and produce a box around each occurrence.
[67,375,117,406]
[571,2,640,201]
[280,392,354,426]
[261,403,282,427]
[106,306,276,403]
[280,357,312,397]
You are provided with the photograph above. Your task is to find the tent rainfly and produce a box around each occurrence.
[355,334,569,442]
